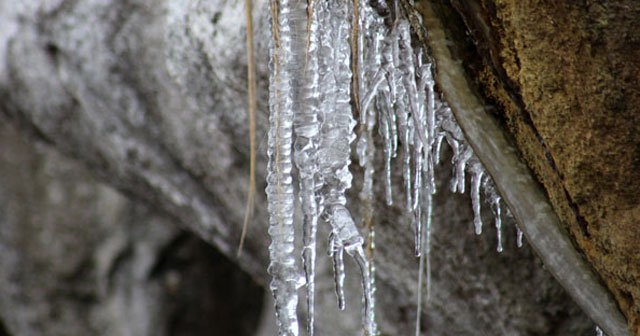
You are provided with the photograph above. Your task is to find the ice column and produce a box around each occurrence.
[266,0,305,334]
[294,0,323,334]
[312,1,378,334]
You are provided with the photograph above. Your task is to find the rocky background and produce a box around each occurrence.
[0,0,609,335]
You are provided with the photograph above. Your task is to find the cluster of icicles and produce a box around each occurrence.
[265,0,522,335]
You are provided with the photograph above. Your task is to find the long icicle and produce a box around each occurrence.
[317,1,377,333]
[414,49,434,257]
[266,0,303,334]
[296,0,322,333]
[415,186,433,336]
[393,23,413,213]
[356,6,382,333]
[326,0,354,311]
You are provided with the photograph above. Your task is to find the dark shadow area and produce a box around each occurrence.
[150,232,265,336]
[0,319,10,336]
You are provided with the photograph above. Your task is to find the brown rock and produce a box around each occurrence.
[434,0,640,332]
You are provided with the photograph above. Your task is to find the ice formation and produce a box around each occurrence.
[264,0,522,335]
[265,0,304,334]
[296,0,322,333]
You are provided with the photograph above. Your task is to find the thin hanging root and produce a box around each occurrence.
[305,0,312,51]
[364,205,374,258]
[351,0,361,121]
[415,223,425,336]
[238,0,257,257]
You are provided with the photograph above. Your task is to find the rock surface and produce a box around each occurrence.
[437,0,640,332]
[0,0,597,334]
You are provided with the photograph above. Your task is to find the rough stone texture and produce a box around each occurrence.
[0,0,597,334]
[436,0,640,333]
[0,124,264,335]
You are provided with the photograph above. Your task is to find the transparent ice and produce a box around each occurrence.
[264,0,522,334]
[295,0,322,334]
[265,0,304,333]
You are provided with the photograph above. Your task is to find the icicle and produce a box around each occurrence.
[328,206,378,334]
[358,8,383,204]
[330,235,346,310]
[453,145,472,193]
[380,34,399,174]
[372,25,396,208]
[353,247,377,336]
[417,54,436,195]
[412,150,423,251]
[399,20,426,216]
[316,1,377,333]
[415,191,432,336]
[390,22,413,212]
[357,15,382,328]
[433,131,445,165]
[494,199,503,252]
[399,23,420,130]
[421,63,436,145]
[439,105,470,194]
[412,152,423,256]
[358,6,382,309]
[412,116,425,213]
[505,207,523,247]
[354,0,366,126]
[295,0,322,333]
[265,0,304,333]
[447,138,472,194]
[381,42,399,159]
[411,50,432,256]
[402,138,413,212]
[378,96,394,206]
[264,0,527,332]
[360,70,387,113]
[484,178,504,253]
[470,161,485,235]
[516,225,524,248]
[447,137,460,192]
[413,201,422,257]
[361,14,387,117]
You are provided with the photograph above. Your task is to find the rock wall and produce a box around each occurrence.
[0,0,595,334]
[435,0,640,332]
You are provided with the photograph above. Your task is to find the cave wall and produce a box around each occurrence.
[0,0,603,334]
[430,0,640,332]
